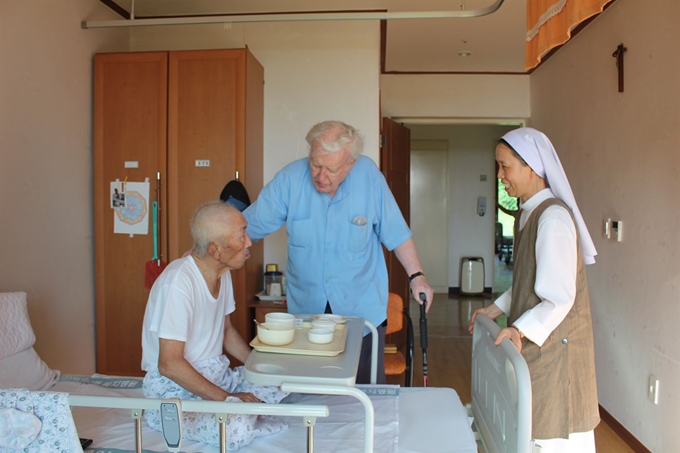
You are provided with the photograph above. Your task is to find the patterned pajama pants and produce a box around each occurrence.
[143,355,289,451]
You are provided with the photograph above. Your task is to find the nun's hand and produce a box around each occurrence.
[494,327,523,352]
[468,303,504,334]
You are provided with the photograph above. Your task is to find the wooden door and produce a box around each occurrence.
[167,49,264,357]
[380,117,411,316]
[94,52,168,376]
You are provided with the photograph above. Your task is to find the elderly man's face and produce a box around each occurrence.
[216,212,252,270]
[309,145,355,198]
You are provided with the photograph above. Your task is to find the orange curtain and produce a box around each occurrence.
[525,0,613,70]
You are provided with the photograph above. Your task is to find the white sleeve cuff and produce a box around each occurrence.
[513,312,552,347]
[494,289,512,314]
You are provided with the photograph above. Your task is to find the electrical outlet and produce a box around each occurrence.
[195,159,210,167]
[648,374,659,405]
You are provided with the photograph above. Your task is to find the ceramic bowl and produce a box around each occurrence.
[264,312,296,328]
[308,328,334,344]
[311,319,337,330]
[257,323,295,346]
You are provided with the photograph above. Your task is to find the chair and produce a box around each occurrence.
[384,292,415,387]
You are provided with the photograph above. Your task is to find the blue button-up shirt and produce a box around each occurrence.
[244,156,411,328]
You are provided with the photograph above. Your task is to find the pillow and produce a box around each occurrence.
[0,292,36,358]
[0,347,60,391]
[0,292,60,391]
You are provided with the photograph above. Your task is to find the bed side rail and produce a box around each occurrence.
[471,314,532,453]
[68,395,329,453]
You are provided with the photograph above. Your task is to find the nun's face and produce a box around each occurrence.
[496,143,536,202]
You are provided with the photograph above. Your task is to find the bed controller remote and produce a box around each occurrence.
[160,399,183,452]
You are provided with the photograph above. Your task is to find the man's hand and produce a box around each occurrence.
[410,276,434,312]
[228,392,261,403]
[393,238,434,312]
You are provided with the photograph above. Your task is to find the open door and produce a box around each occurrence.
[380,118,411,311]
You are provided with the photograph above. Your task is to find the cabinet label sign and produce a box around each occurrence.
[195,160,211,167]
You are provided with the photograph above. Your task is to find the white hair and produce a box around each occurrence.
[305,120,364,159]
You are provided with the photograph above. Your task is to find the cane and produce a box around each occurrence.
[419,292,429,387]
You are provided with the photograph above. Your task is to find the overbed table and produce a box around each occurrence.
[244,315,378,453]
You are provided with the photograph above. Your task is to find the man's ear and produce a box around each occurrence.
[208,242,220,257]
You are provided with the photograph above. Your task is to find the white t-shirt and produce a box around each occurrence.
[141,256,236,372]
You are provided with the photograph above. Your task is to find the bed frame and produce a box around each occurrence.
[24,313,531,453]
[472,314,532,453]
[68,395,330,453]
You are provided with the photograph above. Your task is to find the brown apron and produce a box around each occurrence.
[509,198,600,439]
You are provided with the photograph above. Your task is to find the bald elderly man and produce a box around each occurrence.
[141,201,288,450]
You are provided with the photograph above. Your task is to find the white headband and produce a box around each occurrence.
[502,127,597,265]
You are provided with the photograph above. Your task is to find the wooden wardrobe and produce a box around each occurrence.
[94,49,264,376]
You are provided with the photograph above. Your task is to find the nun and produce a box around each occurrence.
[470,127,599,452]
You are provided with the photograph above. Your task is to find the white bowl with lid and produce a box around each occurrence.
[308,328,334,344]
[311,318,337,330]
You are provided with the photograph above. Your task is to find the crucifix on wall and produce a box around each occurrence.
[612,43,627,92]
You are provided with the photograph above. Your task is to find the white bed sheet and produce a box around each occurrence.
[54,376,477,453]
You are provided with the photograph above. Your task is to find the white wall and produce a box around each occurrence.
[529,0,680,450]
[381,74,530,119]
[0,1,127,373]
[130,21,381,269]
[409,125,516,291]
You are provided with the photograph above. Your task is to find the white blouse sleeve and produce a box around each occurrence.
[513,205,577,347]
[494,288,512,314]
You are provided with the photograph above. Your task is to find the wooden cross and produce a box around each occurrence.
[612,43,627,92]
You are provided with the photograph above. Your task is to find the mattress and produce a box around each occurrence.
[54,375,477,453]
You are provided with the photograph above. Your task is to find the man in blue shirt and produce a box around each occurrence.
[244,120,433,383]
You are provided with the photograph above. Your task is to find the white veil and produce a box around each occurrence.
[501,127,597,265]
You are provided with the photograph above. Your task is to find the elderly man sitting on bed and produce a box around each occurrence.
[141,201,289,450]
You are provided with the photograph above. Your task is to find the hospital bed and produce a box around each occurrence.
[1,314,530,453]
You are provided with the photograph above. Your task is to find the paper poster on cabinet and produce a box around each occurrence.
[113,181,149,235]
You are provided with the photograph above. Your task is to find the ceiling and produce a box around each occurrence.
[98,0,528,73]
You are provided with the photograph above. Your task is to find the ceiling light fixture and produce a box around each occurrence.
[458,51,473,57]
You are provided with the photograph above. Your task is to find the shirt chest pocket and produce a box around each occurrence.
[349,222,371,253]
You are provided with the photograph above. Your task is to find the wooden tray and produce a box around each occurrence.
[250,323,347,356]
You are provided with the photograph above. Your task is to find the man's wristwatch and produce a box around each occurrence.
[408,271,425,283]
